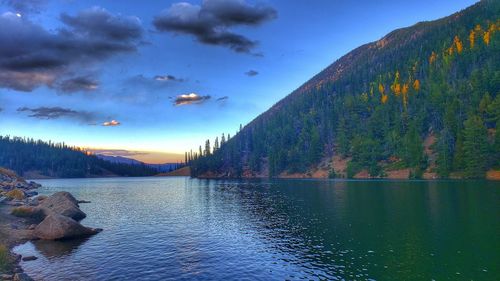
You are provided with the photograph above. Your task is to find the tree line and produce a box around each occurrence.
[0,136,158,178]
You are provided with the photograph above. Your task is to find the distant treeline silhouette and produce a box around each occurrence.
[0,136,157,178]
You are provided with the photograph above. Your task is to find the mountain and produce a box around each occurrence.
[95,155,183,172]
[189,0,500,179]
[0,136,158,178]
[96,155,144,165]
[146,163,183,173]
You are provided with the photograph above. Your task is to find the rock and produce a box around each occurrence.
[28,224,37,230]
[0,196,7,203]
[34,214,101,240]
[10,206,44,219]
[6,201,22,207]
[21,256,37,261]
[1,274,12,280]
[13,273,33,281]
[5,189,25,200]
[38,192,86,221]
[29,195,47,206]
[24,191,38,197]
[77,200,91,204]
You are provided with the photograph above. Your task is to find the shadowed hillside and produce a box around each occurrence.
[189,0,500,179]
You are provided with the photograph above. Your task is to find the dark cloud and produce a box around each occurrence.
[154,75,184,82]
[174,93,211,106]
[2,0,47,14]
[0,7,144,92]
[216,96,229,101]
[245,70,258,76]
[56,76,99,93]
[60,7,143,41]
[153,0,277,54]
[17,106,96,123]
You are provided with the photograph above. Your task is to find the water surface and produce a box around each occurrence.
[14,177,499,280]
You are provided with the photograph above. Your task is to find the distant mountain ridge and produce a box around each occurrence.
[95,155,182,172]
[189,0,500,179]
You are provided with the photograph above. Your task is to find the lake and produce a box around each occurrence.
[13,177,499,280]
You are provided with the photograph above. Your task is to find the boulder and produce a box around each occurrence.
[38,192,86,221]
[5,189,25,200]
[33,214,101,240]
[13,273,33,281]
[21,256,37,261]
[10,206,44,220]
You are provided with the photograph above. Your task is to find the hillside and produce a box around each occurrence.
[156,166,191,177]
[0,136,158,178]
[189,0,500,179]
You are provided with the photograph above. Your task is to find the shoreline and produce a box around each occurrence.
[0,202,37,278]
[1,169,101,281]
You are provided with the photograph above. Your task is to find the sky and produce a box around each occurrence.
[0,0,478,163]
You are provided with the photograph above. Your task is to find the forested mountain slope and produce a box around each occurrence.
[189,0,500,179]
[0,136,158,178]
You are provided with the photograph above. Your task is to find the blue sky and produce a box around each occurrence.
[0,0,478,163]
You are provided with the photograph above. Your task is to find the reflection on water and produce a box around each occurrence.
[13,177,500,281]
[32,238,90,258]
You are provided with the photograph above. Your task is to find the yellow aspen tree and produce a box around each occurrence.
[483,31,490,45]
[447,46,454,56]
[402,83,409,95]
[475,24,482,32]
[489,23,496,33]
[429,51,437,64]
[392,83,401,96]
[413,79,420,92]
[381,94,388,104]
[469,30,475,49]
[378,83,385,95]
[454,35,463,54]
[370,85,374,97]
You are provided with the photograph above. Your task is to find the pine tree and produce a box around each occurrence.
[462,115,488,178]
[436,128,454,177]
[214,137,219,152]
[204,140,211,156]
[494,120,500,167]
[336,118,350,156]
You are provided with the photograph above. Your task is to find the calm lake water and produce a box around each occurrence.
[13,177,499,281]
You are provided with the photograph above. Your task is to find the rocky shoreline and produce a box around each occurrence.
[0,168,101,281]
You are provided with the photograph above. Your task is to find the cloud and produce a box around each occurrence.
[87,149,146,157]
[153,0,277,54]
[103,120,120,126]
[56,76,99,93]
[216,96,228,101]
[60,7,143,42]
[245,70,258,76]
[174,93,210,106]
[154,75,184,82]
[17,106,96,122]
[2,0,48,14]
[0,7,144,92]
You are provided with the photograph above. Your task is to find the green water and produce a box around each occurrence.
[14,178,500,280]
